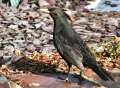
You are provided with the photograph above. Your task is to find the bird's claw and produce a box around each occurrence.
[65,77,71,83]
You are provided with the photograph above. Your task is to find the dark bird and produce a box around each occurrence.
[48,7,114,81]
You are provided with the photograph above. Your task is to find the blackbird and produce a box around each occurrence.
[49,7,114,81]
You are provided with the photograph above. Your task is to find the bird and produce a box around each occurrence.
[48,7,114,81]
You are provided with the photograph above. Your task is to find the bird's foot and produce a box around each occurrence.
[57,75,71,83]
[65,77,71,83]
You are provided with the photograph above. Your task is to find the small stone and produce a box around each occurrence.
[0,51,4,57]
[43,26,53,33]
[33,39,41,46]
[110,4,117,7]
[27,33,32,38]
[15,49,21,56]
[29,83,40,87]
[3,55,12,65]
[8,81,23,88]
[4,45,15,52]
[116,30,120,37]
[32,32,40,37]
[74,17,88,24]
[26,44,36,51]
[35,23,42,29]
[38,0,49,7]
[8,24,18,29]
[0,75,9,84]
[27,11,40,19]
[96,46,104,53]
[14,39,25,43]
[42,44,55,54]
[40,32,50,44]
[18,20,29,26]
[104,1,111,5]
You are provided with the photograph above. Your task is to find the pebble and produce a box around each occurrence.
[33,39,41,46]
[42,44,55,54]
[96,46,104,53]
[4,45,15,52]
[26,44,36,51]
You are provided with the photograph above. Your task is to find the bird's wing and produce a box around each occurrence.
[54,35,64,55]
[63,44,84,69]
[63,29,97,66]
[55,33,84,68]
[76,36,97,65]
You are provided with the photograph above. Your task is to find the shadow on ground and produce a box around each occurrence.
[11,57,59,74]
[9,58,120,88]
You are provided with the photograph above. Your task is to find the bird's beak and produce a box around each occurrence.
[65,10,76,22]
[40,8,50,14]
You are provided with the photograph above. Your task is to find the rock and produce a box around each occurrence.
[29,3,39,10]
[8,81,23,88]
[74,17,88,24]
[107,18,119,26]
[33,39,41,46]
[104,1,111,5]
[104,24,117,33]
[0,51,4,57]
[96,46,104,53]
[26,44,36,52]
[50,35,53,40]
[110,4,117,7]
[24,51,33,56]
[38,0,50,7]
[0,76,10,88]
[19,4,31,11]
[0,75,23,88]
[35,23,42,29]
[40,32,50,44]
[116,28,120,37]
[4,45,15,53]
[45,0,56,6]
[18,20,29,27]
[32,32,40,38]
[3,55,12,65]
[27,33,32,38]
[8,24,18,29]
[14,40,25,43]
[42,44,55,54]
[27,11,40,19]
[116,31,120,37]
[92,19,103,29]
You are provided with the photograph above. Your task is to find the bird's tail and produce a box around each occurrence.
[92,65,114,81]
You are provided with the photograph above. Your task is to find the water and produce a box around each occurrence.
[85,0,120,12]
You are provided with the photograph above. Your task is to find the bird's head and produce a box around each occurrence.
[48,7,68,20]
[40,6,74,23]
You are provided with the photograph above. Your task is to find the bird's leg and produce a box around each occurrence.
[65,65,72,82]
[78,68,84,81]
[77,62,84,80]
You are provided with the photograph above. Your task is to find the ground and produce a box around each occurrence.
[0,0,120,88]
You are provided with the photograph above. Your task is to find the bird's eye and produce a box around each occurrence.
[50,12,57,17]
[53,12,57,16]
